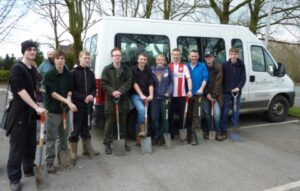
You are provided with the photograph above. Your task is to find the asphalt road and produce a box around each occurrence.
[1,115,300,190]
[0,84,300,191]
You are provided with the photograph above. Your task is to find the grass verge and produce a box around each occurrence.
[288,107,300,118]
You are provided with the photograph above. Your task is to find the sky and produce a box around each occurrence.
[1,2,299,59]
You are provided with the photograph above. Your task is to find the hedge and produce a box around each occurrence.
[0,70,10,81]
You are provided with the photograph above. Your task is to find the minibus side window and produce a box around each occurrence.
[177,36,226,64]
[231,39,244,61]
[251,46,265,72]
[115,34,170,67]
[177,37,200,63]
[263,48,276,76]
[203,38,226,64]
[251,45,275,76]
[84,37,91,52]
[90,34,98,71]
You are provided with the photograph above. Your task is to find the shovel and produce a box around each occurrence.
[163,98,172,149]
[209,100,216,141]
[141,100,152,154]
[34,114,49,190]
[87,103,93,130]
[113,98,126,156]
[231,92,240,141]
[195,96,204,144]
[179,97,189,144]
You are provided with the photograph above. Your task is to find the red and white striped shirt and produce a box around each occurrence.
[169,63,191,97]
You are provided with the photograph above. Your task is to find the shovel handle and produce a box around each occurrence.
[63,112,67,130]
[165,98,169,120]
[198,97,202,117]
[114,99,121,140]
[231,92,238,113]
[144,100,148,135]
[39,114,45,145]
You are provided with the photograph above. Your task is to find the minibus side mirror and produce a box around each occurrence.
[275,62,285,77]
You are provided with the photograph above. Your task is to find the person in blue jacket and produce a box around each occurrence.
[186,50,208,145]
[151,54,173,146]
[220,48,246,141]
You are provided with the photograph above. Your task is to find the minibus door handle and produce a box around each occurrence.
[250,75,255,82]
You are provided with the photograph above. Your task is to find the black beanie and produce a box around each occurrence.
[21,40,37,55]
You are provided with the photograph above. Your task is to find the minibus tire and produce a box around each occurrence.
[266,95,288,122]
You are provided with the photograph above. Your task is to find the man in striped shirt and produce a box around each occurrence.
[168,48,192,141]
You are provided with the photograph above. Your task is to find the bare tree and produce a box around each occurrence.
[31,0,69,49]
[0,0,29,43]
[209,0,251,24]
[248,0,300,35]
[158,0,207,21]
[60,0,94,64]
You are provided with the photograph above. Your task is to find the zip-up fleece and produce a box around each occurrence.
[72,65,96,108]
[152,65,173,99]
[222,58,246,94]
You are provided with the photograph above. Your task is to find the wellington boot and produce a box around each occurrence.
[82,139,99,159]
[136,134,141,146]
[70,142,77,166]
[138,124,146,137]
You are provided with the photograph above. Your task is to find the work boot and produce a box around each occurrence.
[221,131,228,140]
[136,134,141,146]
[215,134,223,141]
[10,182,21,191]
[82,139,100,159]
[190,133,198,145]
[70,142,77,165]
[125,143,131,152]
[105,145,112,155]
[157,138,165,146]
[138,124,146,137]
[47,164,57,173]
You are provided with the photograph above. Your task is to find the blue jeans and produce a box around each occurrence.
[221,93,241,132]
[203,98,221,134]
[131,94,146,132]
[151,98,168,140]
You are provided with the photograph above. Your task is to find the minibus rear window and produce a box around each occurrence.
[115,34,170,67]
[177,36,226,64]
[90,34,98,71]
[231,39,244,61]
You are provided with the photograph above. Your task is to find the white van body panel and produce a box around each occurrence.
[84,16,295,127]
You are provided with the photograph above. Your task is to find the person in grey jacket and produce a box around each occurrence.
[151,54,173,146]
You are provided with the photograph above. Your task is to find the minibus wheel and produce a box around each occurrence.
[266,95,288,122]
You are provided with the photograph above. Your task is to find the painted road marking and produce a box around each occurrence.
[241,120,299,129]
[264,180,300,191]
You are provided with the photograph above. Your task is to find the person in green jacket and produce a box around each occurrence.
[44,50,77,172]
[101,47,132,155]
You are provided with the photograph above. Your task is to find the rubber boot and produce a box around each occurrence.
[138,124,146,137]
[136,133,141,146]
[70,142,77,166]
[82,139,99,159]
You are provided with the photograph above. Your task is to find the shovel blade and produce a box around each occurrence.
[58,149,71,168]
[34,166,49,190]
[195,129,204,144]
[141,137,152,154]
[209,131,216,141]
[113,139,126,156]
[179,128,187,143]
[163,133,172,149]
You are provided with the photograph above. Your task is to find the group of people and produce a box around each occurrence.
[4,40,245,191]
[5,40,99,191]
[101,47,246,154]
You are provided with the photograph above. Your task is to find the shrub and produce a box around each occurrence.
[0,70,10,81]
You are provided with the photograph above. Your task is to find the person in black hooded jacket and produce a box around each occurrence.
[70,50,99,164]
[220,48,246,141]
